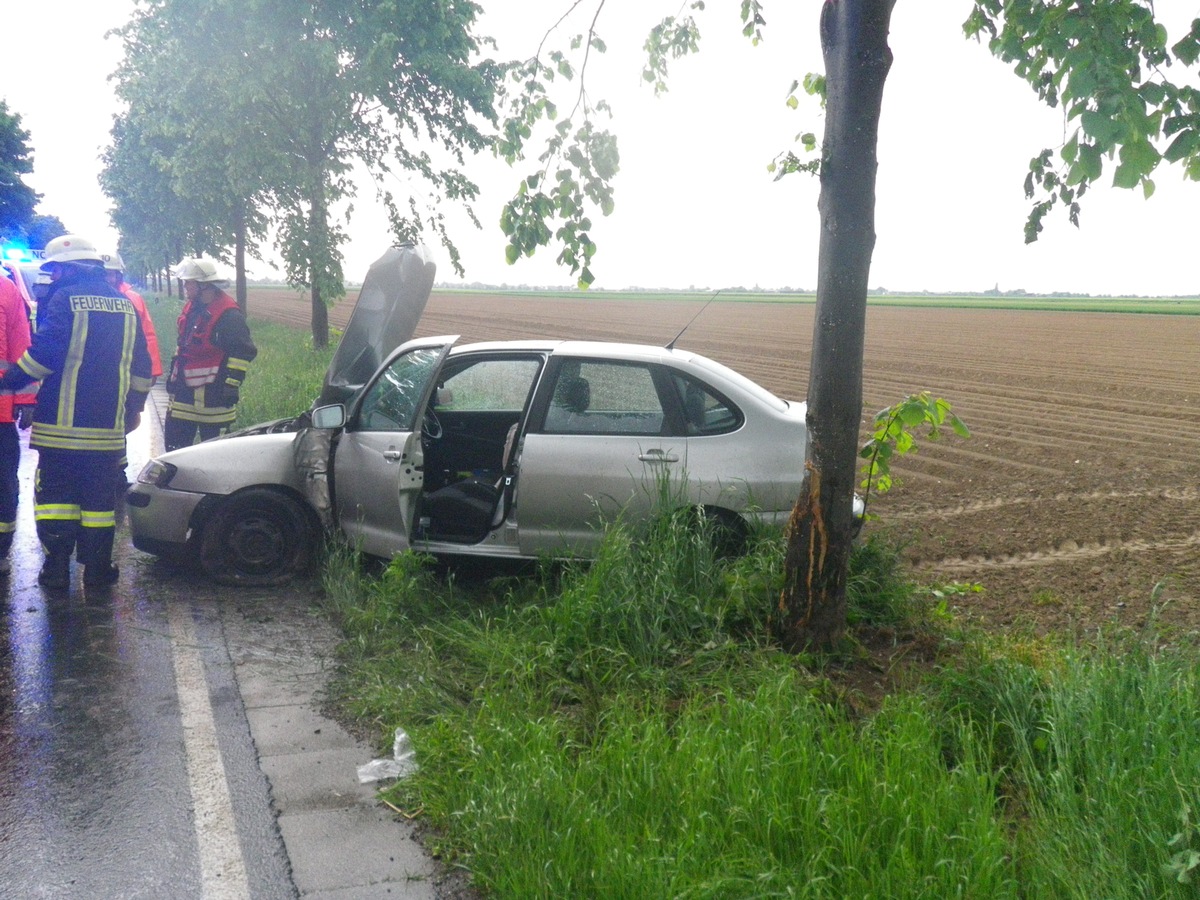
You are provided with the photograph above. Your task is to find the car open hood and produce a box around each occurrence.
[315,242,436,407]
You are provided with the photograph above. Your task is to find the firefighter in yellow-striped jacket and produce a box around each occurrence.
[0,235,153,589]
[164,257,256,452]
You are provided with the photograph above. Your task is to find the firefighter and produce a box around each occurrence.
[103,252,163,380]
[0,234,153,589]
[0,270,36,575]
[164,257,256,451]
[104,252,163,520]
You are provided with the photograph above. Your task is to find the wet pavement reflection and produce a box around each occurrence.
[0,408,293,897]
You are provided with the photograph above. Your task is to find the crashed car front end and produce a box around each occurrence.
[126,430,307,559]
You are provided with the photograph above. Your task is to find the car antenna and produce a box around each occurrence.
[665,289,723,351]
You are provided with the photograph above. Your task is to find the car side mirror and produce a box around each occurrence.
[310,403,346,429]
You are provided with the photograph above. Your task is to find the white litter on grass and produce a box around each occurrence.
[357,727,419,783]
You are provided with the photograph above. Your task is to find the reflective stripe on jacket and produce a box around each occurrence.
[12,267,152,453]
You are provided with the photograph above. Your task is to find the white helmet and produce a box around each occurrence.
[172,256,225,283]
[103,252,125,272]
[41,234,103,268]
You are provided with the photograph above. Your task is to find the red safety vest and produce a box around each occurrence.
[175,293,239,388]
[0,276,36,423]
[122,283,163,378]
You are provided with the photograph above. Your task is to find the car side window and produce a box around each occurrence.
[436,357,541,411]
[543,360,665,435]
[356,346,443,431]
[671,372,741,435]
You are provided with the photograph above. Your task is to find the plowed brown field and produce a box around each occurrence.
[251,288,1200,636]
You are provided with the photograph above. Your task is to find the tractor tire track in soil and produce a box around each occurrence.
[248,287,1200,636]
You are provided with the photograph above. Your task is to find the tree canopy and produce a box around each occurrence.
[106,0,504,345]
[0,100,39,242]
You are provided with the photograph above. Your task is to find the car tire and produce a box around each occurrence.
[199,488,318,586]
[701,507,750,559]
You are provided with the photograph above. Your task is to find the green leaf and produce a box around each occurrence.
[1061,131,1079,164]
[898,401,927,427]
[1172,29,1200,66]
[1163,129,1200,163]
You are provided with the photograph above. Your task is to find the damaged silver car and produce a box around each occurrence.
[128,243,829,585]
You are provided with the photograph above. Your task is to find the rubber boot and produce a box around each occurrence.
[38,552,71,589]
[80,528,119,587]
[36,525,75,589]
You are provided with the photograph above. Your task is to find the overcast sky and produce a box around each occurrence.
[4,1,1198,296]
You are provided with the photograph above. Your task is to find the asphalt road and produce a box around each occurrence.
[0,390,439,898]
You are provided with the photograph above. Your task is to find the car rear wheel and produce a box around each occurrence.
[701,507,750,558]
[199,489,318,586]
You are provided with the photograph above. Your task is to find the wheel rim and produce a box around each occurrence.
[224,511,292,573]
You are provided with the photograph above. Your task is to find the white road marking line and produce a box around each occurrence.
[169,600,252,900]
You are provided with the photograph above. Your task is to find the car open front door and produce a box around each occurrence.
[332,338,456,560]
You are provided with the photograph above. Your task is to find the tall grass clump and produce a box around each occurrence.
[928,632,1200,898]
[428,678,1015,898]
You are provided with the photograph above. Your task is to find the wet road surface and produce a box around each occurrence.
[0,412,295,897]
[0,398,440,898]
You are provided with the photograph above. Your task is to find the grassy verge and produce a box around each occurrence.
[323,510,1200,898]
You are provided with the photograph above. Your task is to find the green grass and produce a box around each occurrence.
[320,507,1200,899]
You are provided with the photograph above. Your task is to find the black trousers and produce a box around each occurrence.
[0,423,19,556]
[34,448,123,564]
[164,413,228,452]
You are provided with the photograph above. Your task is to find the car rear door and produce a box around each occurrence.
[332,337,455,559]
[515,357,685,556]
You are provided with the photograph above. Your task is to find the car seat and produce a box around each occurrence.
[544,375,591,431]
[684,384,706,433]
[420,422,519,541]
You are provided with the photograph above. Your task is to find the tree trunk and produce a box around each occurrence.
[310,280,328,349]
[234,208,248,313]
[777,0,895,653]
[308,176,330,350]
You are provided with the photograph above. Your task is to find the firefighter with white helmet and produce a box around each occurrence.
[0,234,153,588]
[164,256,256,451]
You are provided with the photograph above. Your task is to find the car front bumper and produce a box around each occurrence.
[127,483,208,554]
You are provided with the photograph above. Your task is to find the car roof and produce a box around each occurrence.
[450,339,696,363]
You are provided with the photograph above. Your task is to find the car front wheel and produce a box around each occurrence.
[199,488,318,586]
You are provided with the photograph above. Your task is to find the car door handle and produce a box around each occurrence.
[382,449,403,462]
[638,448,678,463]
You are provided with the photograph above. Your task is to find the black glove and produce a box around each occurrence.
[222,383,240,408]
[16,405,33,430]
